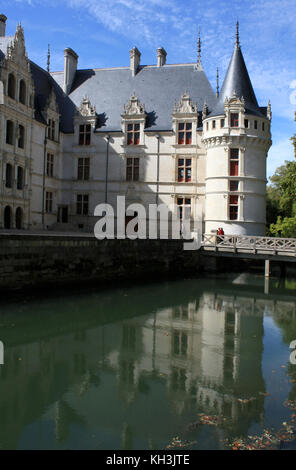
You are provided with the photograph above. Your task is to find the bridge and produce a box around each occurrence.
[201,234,296,291]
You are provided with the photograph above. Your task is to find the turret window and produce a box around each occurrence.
[230,149,239,176]
[212,120,216,129]
[230,113,239,127]
[244,119,249,128]
[254,120,258,130]
[220,119,225,128]
[178,122,192,144]
[229,180,239,192]
[177,158,192,182]
[229,195,239,220]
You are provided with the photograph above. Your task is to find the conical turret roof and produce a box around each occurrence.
[210,34,264,117]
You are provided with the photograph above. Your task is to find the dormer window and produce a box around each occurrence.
[79,124,91,145]
[230,113,239,127]
[48,119,56,141]
[127,123,140,145]
[178,123,192,145]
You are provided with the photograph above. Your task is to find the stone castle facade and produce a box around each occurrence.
[0,15,272,235]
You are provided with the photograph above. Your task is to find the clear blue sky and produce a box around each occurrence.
[1,0,295,179]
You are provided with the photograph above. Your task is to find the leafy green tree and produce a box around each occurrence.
[266,160,296,236]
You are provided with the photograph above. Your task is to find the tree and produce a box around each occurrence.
[266,160,296,237]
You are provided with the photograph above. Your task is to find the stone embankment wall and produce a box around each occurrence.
[0,234,203,291]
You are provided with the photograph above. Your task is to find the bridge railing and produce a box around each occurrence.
[202,234,296,254]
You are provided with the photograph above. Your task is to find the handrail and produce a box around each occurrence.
[202,234,296,254]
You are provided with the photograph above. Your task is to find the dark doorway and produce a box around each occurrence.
[15,207,23,229]
[4,206,12,229]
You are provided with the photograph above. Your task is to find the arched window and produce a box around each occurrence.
[6,120,14,145]
[4,206,12,229]
[7,73,15,99]
[15,207,23,229]
[17,166,24,190]
[19,80,26,104]
[5,163,13,188]
[18,124,25,149]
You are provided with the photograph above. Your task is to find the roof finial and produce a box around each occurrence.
[236,21,240,48]
[47,44,50,73]
[197,27,201,65]
[216,68,219,97]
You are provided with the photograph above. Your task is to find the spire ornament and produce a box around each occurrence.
[216,68,219,97]
[197,27,202,66]
[47,44,50,73]
[236,21,240,48]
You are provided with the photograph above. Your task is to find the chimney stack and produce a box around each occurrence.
[130,46,141,76]
[0,14,7,37]
[157,47,167,67]
[63,47,78,95]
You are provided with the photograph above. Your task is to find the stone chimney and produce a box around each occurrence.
[157,47,167,67]
[130,46,141,76]
[63,47,78,95]
[0,14,7,37]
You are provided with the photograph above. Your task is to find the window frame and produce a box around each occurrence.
[79,124,91,146]
[177,122,192,145]
[177,158,192,183]
[77,157,90,181]
[76,194,89,216]
[45,191,53,213]
[126,157,140,182]
[126,122,140,146]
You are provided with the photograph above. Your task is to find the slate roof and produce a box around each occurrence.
[210,43,264,118]
[0,35,13,60]
[51,64,217,133]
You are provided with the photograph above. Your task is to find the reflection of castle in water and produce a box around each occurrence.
[0,278,295,449]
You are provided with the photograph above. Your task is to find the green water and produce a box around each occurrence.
[0,272,296,450]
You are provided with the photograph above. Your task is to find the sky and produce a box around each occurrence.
[1,0,295,180]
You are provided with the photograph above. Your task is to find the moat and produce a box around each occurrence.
[0,272,296,450]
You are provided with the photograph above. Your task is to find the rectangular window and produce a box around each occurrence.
[173,330,188,356]
[5,163,13,188]
[46,153,54,177]
[126,157,139,181]
[230,148,239,176]
[229,180,239,191]
[6,120,14,145]
[177,158,192,182]
[76,194,89,215]
[254,120,258,130]
[221,119,225,128]
[177,197,191,220]
[127,123,140,145]
[230,113,239,127]
[229,195,238,220]
[212,120,216,129]
[45,191,53,213]
[77,157,90,180]
[262,122,265,131]
[178,122,192,145]
[79,124,91,145]
[244,119,249,128]
[47,119,55,141]
[206,122,209,131]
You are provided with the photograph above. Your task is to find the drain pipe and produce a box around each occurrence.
[156,134,160,205]
[42,128,47,229]
[104,135,110,204]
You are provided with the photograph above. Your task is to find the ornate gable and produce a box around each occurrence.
[6,24,30,71]
[122,93,146,117]
[173,92,197,115]
[224,90,245,113]
[76,96,96,118]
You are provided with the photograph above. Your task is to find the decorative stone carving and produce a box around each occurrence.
[202,102,208,120]
[174,92,197,114]
[6,23,30,71]
[122,93,145,116]
[76,96,96,117]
